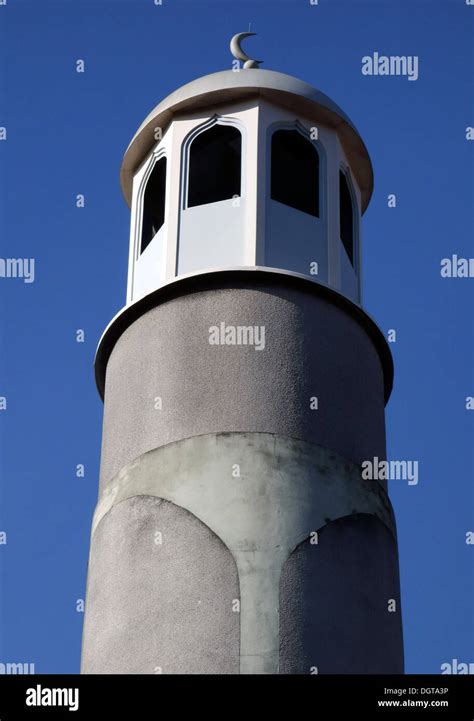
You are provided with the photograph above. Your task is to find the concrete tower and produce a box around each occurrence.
[81,35,404,675]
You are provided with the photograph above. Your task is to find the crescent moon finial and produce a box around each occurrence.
[230,32,263,69]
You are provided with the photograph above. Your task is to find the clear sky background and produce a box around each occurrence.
[0,0,472,674]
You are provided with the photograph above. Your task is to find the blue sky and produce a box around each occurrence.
[0,0,473,673]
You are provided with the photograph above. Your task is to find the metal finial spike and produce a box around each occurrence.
[230,32,263,69]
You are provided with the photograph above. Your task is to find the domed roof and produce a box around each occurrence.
[120,69,374,213]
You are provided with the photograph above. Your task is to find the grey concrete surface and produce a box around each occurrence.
[280,514,404,674]
[81,495,240,674]
[98,279,389,490]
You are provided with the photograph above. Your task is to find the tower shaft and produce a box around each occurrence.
[81,272,403,674]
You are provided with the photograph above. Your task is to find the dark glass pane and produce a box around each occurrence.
[141,157,167,254]
[271,129,319,217]
[339,170,354,266]
[188,125,242,208]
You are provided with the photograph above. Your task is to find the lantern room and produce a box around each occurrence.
[120,67,373,306]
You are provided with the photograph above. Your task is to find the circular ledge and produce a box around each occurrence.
[94,267,393,404]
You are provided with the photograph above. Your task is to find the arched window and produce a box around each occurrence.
[271,129,319,217]
[339,170,355,267]
[141,156,167,254]
[187,124,242,208]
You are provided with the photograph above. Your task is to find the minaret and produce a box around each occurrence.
[81,34,404,675]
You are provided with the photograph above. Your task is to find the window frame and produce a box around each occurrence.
[181,115,246,212]
[339,164,360,274]
[267,121,325,223]
[139,154,168,256]
[134,147,168,261]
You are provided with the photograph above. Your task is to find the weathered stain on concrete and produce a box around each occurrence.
[88,432,396,674]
